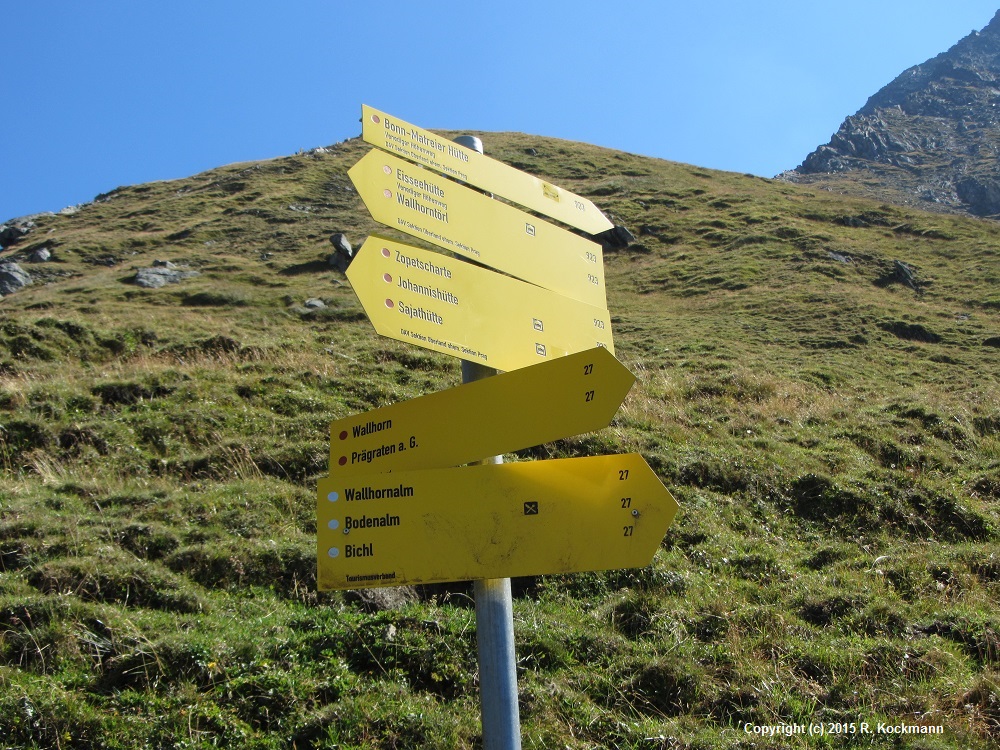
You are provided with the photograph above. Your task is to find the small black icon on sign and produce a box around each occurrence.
[535,343,547,357]
[523,502,539,516]
[532,318,544,332]
[525,222,536,236]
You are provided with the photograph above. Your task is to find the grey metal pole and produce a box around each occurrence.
[454,134,522,750]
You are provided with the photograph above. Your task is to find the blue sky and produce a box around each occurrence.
[3,1,999,222]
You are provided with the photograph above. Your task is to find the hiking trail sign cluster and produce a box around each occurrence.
[317,105,678,590]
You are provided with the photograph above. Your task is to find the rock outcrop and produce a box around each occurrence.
[0,218,36,248]
[785,11,1000,217]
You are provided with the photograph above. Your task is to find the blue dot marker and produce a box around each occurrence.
[328,547,340,558]
[328,519,340,530]
[327,491,339,502]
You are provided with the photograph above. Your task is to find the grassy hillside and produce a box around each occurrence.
[1,129,998,749]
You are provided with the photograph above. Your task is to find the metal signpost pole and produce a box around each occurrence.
[464,359,521,750]
[455,134,522,750]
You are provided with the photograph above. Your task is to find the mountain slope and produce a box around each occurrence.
[1,132,999,748]
[785,10,1000,218]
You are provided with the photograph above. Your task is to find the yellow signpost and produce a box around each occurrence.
[346,235,613,372]
[361,104,615,236]
[329,346,634,474]
[324,112,678,746]
[348,149,607,308]
[317,453,678,590]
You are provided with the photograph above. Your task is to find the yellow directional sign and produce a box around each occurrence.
[348,149,607,308]
[347,236,613,372]
[329,346,634,474]
[317,453,678,590]
[361,104,615,236]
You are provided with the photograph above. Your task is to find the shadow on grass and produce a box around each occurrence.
[279,260,331,276]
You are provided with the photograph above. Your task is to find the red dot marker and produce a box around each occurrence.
[382,165,392,175]
[381,247,390,258]
[338,456,347,466]
[371,115,380,124]
[383,189,392,199]
[383,273,392,283]
[339,430,348,441]
[385,299,394,309]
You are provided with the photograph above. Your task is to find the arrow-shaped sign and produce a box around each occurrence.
[361,104,615,236]
[347,235,613,372]
[348,149,607,308]
[329,346,634,474]
[317,453,678,590]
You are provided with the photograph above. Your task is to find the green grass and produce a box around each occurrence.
[0,132,998,747]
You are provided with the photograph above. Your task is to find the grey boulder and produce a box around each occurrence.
[134,266,200,289]
[0,262,32,295]
[328,232,354,272]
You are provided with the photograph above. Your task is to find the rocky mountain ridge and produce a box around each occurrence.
[784,9,1000,217]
